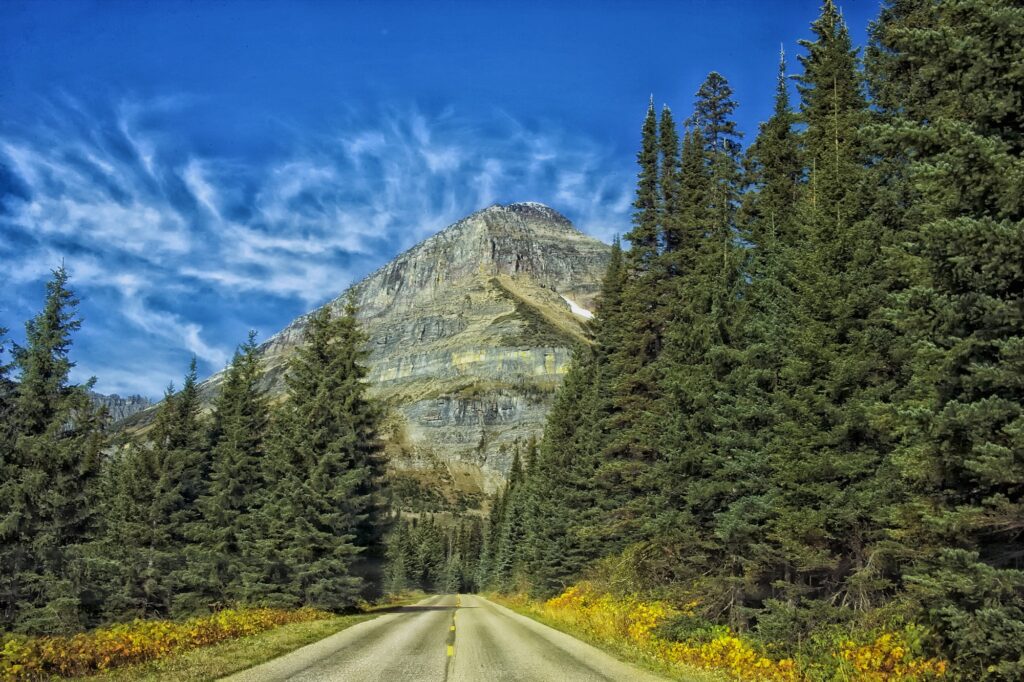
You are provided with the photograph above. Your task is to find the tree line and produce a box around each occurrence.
[0,272,388,634]
[476,1,1023,679]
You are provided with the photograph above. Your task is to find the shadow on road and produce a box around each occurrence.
[377,605,477,613]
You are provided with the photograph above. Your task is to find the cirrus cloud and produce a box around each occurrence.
[0,98,632,398]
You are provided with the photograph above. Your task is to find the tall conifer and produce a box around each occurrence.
[258,299,386,611]
[870,2,1024,676]
[2,267,104,633]
[184,333,270,606]
[105,359,206,618]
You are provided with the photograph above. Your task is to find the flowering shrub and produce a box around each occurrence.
[527,583,946,682]
[0,607,331,681]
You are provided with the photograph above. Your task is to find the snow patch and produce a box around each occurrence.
[561,295,594,319]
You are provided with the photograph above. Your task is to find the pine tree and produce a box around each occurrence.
[413,517,446,592]
[743,49,801,248]
[659,106,684,255]
[0,328,18,627]
[869,1,1024,677]
[652,72,747,607]
[185,332,270,607]
[1,267,105,633]
[627,99,661,270]
[700,48,803,629]
[384,519,412,594]
[598,106,680,554]
[457,515,484,592]
[491,447,527,591]
[105,360,206,618]
[750,2,902,638]
[258,299,387,611]
[524,348,603,595]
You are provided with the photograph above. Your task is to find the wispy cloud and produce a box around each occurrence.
[0,98,632,397]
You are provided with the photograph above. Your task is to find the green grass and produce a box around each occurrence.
[490,596,729,682]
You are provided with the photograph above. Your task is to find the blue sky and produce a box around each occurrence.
[0,0,878,398]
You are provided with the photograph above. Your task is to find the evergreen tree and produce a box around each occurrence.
[752,1,900,636]
[0,328,18,627]
[185,332,270,607]
[257,299,387,611]
[653,71,746,606]
[869,1,1024,677]
[659,106,684,255]
[1,267,105,633]
[491,447,527,591]
[599,108,680,553]
[704,47,803,628]
[105,360,205,618]
[384,518,412,594]
[742,49,801,248]
[627,99,661,270]
[456,516,484,592]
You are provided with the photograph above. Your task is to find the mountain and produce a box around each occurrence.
[125,202,610,510]
[89,391,153,423]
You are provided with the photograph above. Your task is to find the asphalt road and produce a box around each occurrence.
[223,593,669,681]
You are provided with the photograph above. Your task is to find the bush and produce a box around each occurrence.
[522,582,947,682]
[0,607,331,681]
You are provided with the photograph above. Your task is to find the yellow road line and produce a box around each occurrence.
[447,644,454,657]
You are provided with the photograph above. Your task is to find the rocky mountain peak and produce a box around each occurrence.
[123,202,611,511]
[273,202,610,506]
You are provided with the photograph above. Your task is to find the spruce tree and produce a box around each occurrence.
[1,267,105,633]
[384,519,412,594]
[659,106,684,256]
[524,347,603,595]
[751,2,902,638]
[105,360,206,618]
[258,299,387,611]
[0,328,17,627]
[654,71,746,607]
[491,447,527,591]
[869,1,1024,677]
[703,48,803,629]
[185,332,270,607]
[599,107,678,554]
[627,99,661,270]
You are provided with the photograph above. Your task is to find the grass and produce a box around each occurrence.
[488,276,588,348]
[73,593,427,682]
[489,595,729,682]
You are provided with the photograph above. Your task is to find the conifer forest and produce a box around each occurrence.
[1,1,1022,680]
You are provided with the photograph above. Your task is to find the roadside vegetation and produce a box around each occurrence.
[497,585,947,681]
[0,607,332,681]
[414,2,1024,680]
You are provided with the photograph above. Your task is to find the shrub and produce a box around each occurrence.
[524,582,947,682]
[0,607,331,681]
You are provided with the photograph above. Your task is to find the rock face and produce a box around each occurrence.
[268,202,608,506]
[89,392,153,423]
[124,202,610,509]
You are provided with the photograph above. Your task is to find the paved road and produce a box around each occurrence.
[223,594,668,681]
